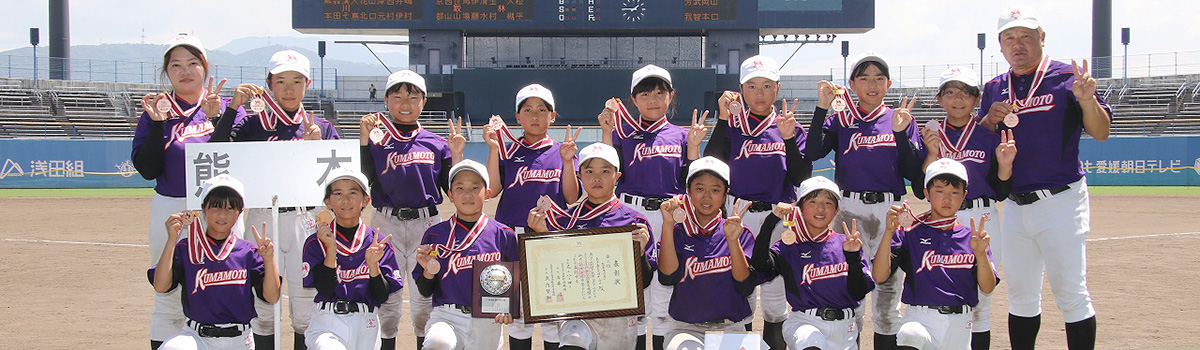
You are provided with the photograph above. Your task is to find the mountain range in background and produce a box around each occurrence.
[0,36,411,77]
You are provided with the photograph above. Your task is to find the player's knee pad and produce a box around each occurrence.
[422,323,457,350]
[664,333,703,350]
[558,320,596,350]
[788,325,828,350]
[896,322,932,349]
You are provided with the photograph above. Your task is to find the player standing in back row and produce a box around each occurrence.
[979,7,1110,350]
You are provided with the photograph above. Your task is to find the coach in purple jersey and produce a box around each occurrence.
[919,66,1017,350]
[303,168,403,350]
[134,34,249,349]
[656,157,760,349]
[976,7,1110,350]
[358,69,464,348]
[875,159,998,350]
[806,51,924,350]
[703,55,810,347]
[753,176,874,350]
[149,175,281,350]
[597,64,708,349]
[413,160,520,349]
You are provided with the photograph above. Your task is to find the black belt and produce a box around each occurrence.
[806,307,852,321]
[376,205,438,220]
[320,300,376,314]
[1008,185,1070,206]
[187,320,247,338]
[278,206,316,213]
[933,305,966,314]
[622,195,671,211]
[746,201,773,213]
[447,304,472,314]
[842,190,901,205]
[959,198,992,211]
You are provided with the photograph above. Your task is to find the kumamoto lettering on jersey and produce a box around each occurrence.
[736,140,787,160]
[613,124,688,198]
[509,167,562,188]
[632,143,683,163]
[496,141,573,228]
[891,224,995,308]
[980,58,1114,194]
[367,127,451,208]
[132,97,242,198]
[193,268,248,293]
[414,217,519,308]
[147,234,265,325]
[665,219,759,324]
[384,151,437,171]
[770,233,874,311]
[845,132,896,154]
[801,262,848,286]
[917,250,975,273]
[302,224,403,307]
[924,122,1001,200]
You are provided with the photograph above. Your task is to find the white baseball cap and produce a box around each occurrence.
[938,66,979,90]
[448,159,490,189]
[998,6,1043,33]
[268,50,311,80]
[798,176,841,200]
[325,167,370,194]
[515,84,555,112]
[198,174,245,204]
[739,55,781,84]
[163,34,207,60]
[385,70,427,95]
[925,158,969,187]
[631,64,673,93]
[686,156,730,184]
[851,51,889,76]
[578,143,620,170]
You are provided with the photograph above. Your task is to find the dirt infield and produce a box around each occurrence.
[1,194,1197,350]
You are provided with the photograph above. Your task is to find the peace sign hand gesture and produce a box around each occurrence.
[448,116,466,157]
[559,125,583,163]
[841,219,863,252]
[1072,59,1098,102]
[200,77,227,118]
[724,200,752,242]
[251,222,275,260]
[365,234,393,267]
[777,98,800,139]
[995,129,1017,167]
[969,217,990,255]
[301,112,322,140]
[415,244,441,275]
[893,96,917,132]
[687,109,710,148]
[141,93,170,121]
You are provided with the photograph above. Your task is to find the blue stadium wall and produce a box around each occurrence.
[1,137,1198,188]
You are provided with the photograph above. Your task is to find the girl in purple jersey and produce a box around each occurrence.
[752,176,874,350]
[151,175,281,350]
[596,64,708,350]
[134,34,247,349]
[656,157,758,350]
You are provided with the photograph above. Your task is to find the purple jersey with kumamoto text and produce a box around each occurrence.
[725,117,801,203]
[980,60,1113,194]
[302,224,403,307]
[413,217,519,307]
[822,108,921,195]
[495,141,573,228]
[930,122,1001,201]
[132,97,244,198]
[233,112,340,141]
[890,223,995,308]
[769,233,874,311]
[612,124,689,198]
[666,220,757,323]
[366,128,452,208]
[147,234,265,325]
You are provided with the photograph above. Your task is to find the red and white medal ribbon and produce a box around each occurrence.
[317,220,368,256]
[835,93,889,128]
[783,207,832,243]
[187,219,238,265]
[258,93,306,131]
[612,99,669,139]
[676,195,721,236]
[163,89,207,119]
[935,118,979,155]
[494,122,553,160]
[543,196,622,231]
[376,114,422,144]
[437,215,489,256]
[161,89,213,149]
[900,202,957,231]
[1006,55,1053,114]
[728,95,776,138]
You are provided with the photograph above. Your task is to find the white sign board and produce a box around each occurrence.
[185,140,361,209]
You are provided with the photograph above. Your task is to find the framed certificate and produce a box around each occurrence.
[518,225,646,323]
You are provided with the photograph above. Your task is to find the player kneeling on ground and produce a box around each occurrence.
[752,176,875,350]
[303,168,403,350]
[413,159,520,350]
[150,174,282,350]
[656,157,761,350]
[872,159,999,350]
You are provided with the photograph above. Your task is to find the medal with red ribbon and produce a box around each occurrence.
[782,206,833,244]
[899,201,958,231]
[542,196,622,231]
[257,92,306,131]
[835,92,889,128]
[1005,55,1053,127]
[436,215,489,256]
[493,120,553,160]
[186,218,238,265]
[611,99,669,139]
[317,220,369,256]
[675,195,722,236]
[161,89,207,119]
[935,118,980,156]
[728,95,777,138]
[375,114,422,144]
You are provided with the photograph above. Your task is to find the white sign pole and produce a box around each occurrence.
[271,195,281,348]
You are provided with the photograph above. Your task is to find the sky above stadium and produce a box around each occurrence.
[1,0,1197,78]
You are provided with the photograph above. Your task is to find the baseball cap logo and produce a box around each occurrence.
[752,60,764,70]
[1010,10,1022,19]
[949,67,961,75]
